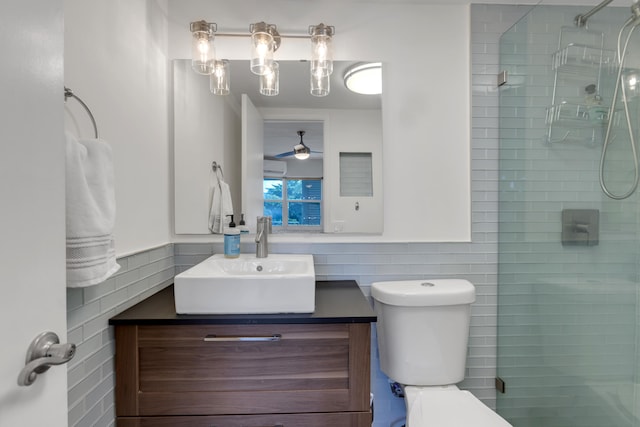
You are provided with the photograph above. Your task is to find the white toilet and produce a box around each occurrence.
[371,279,512,427]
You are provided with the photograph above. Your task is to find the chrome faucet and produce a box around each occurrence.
[255,216,271,258]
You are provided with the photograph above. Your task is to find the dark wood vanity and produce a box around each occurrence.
[109,281,376,427]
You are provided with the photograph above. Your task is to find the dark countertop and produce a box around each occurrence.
[109,280,376,325]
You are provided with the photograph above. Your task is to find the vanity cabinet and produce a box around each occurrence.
[110,282,375,427]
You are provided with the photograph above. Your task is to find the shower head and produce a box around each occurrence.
[632,1,640,23]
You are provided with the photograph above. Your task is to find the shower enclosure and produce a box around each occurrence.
[497,2,640,426]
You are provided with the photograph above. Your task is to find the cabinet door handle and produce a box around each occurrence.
[208,425,284,427]
[203,334,282,342]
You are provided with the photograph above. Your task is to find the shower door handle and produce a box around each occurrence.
[17,331,76,386]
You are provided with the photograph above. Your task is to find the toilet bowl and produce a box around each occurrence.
[404,385,512,426]
[371,279,511,427]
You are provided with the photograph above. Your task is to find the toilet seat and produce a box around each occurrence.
[404,386,512,427]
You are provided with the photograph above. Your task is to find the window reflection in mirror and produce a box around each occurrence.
[263,119,323,232]
[264,178,323,232]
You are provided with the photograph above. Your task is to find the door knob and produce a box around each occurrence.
[18,331,76,386]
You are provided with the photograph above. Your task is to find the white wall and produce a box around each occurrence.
[174,60,241,234]
[65,0,171,256]
[285,159,322,178]
[167,0,472,242]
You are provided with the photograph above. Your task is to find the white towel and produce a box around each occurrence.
[208,175,233,234]
[66,132,120,287]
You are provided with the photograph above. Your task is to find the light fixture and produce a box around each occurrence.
[309,24,335,77]
[310,68,330,97]
[344,62,382,95]
[190,20,217,75]
[189,20,335,97]
[274,130,320,160]
[210,60,230,95]
[250,22,280,76]
[293,145,311,160]
[624,70,640,98]
[294,131,311,160]
[260,62,279,96]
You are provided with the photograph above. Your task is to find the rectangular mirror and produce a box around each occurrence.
[173,59,383,235]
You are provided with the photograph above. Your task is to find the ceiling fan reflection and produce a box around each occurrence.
[274,130,322,160]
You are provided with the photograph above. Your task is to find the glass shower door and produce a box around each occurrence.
[496,4,639,426]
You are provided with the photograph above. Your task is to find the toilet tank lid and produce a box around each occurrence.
[371,279,475,306]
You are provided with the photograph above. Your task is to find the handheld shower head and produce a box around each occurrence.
[632,1,640,22]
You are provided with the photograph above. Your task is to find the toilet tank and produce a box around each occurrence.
[371,279,475,386]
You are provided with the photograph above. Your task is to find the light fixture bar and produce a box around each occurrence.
[214,32,309,39]
[189,20,335,97]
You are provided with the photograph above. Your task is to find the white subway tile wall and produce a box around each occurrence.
[65,5,524,427]
[66,244,174,427]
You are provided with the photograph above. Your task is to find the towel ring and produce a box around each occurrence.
[64,87,99,139]
[212,161,224,180]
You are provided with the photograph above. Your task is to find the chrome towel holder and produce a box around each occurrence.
[64,86,98,139]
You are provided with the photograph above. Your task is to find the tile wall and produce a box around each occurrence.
[66,244,174,426]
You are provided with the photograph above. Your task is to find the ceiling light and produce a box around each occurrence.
[294,144,311,160]
[344,62,382,95]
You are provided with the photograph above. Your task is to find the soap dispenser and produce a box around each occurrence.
[238,213,249,234]
[224,215,240,258]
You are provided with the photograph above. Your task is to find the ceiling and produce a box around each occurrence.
[226,60,381,160]
[228,60,381,110]
[263,120,324,160]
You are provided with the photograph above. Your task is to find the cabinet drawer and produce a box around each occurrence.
[138,324,350,392]
[117,411,373,427]
[115,323,370,417]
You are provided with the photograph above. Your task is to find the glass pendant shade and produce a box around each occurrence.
[310,68,330,97]
[190,21,216,75]
[250,22,276,75]
[210,60,230,95]
[310,24,334,77]
[260,62,279,96]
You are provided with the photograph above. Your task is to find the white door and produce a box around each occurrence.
[0,1,68,426]
[241,94,265,232]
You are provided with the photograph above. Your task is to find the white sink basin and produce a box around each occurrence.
[174,254,315,314]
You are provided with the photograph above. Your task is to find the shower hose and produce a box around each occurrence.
[600,13,640,200]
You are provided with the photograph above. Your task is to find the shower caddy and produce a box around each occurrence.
[546,26,615,144]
